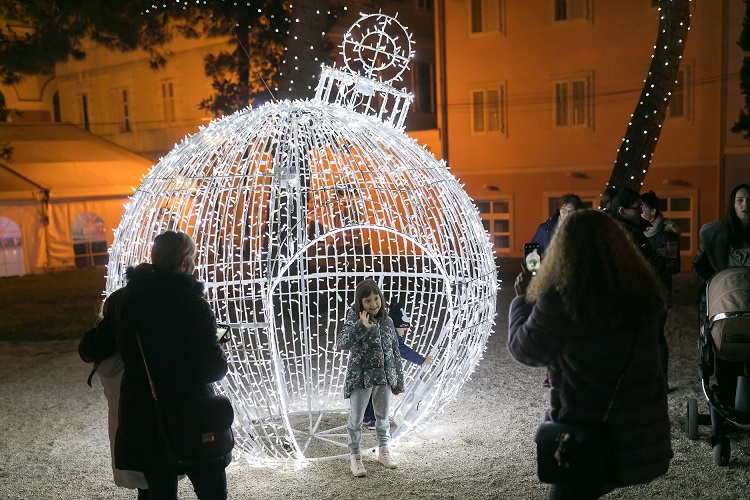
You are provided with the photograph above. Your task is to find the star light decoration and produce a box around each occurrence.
[106,13,497,467]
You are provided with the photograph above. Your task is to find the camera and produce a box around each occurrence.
[523,242,542,276]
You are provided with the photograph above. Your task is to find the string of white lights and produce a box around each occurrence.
[107,13,497,467]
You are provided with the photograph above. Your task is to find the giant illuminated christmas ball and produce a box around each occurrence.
[106,13,497,466]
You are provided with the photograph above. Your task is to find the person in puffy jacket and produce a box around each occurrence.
[115,231,230,499]
[509,210,672,500]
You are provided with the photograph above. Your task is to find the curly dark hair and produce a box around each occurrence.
[527,209,664,330]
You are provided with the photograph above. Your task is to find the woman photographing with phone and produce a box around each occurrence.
[339,279,404,477]
[508,210,672,499]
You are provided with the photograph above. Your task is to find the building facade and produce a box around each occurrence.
[5,1,746,273]
[438,0,737,268]
[49,1,439,162]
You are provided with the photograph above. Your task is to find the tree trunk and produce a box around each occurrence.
[607,0,691,192]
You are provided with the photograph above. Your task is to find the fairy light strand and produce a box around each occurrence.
[107,13,496,467]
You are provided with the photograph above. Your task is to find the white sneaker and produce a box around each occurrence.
[378,446,397,469]
[350,454,367,477]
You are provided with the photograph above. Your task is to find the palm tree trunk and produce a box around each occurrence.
[607,0,691,191]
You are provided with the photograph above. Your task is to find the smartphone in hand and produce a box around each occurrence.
[216,324,231,343]
[523,242,542,276]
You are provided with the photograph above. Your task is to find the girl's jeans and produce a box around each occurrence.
[347,384,392,454]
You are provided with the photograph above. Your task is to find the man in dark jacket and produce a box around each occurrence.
[531,194,582,254]
[610,189,667,272]
[610,188,671,387]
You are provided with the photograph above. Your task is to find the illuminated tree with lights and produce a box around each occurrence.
[607,0,691,192]
[275,0,339,100]
[107,13,497,466]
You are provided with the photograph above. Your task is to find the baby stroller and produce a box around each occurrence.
[686,266,750,465]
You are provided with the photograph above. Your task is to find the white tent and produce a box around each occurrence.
[0,123,153,276]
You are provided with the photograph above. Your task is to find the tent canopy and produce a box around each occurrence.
[0,123,154,275]
[0,123,153,200]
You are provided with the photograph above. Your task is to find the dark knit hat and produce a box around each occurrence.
[388,301,410,328]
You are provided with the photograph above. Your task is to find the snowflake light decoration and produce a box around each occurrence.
[106,13,497,467]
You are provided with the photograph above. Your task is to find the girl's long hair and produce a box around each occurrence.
[526,209,664,330]
[353,279,388,321]
[725,183,750,249]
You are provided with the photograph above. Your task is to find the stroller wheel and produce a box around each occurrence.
[712,436,730,466]
[686,398,699,440]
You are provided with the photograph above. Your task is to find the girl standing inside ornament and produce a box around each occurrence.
[339,279,405,477]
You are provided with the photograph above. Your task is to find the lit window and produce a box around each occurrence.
[553,74,592,128]
[554,0,590,21]
[663,195,693,254]
[470,0,504,34]
[476,199,511,252]
[72,212,108,268]
[471,84,507,135]
[0,216,25,277]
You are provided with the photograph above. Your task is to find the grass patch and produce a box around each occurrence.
[0,268,107,341]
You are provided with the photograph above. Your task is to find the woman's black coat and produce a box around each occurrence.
[114,267,227,474]
[508,288,672,488]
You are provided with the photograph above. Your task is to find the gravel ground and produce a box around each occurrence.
[0,273,748,499]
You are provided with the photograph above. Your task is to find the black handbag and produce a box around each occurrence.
[136,332,235,473]
[534,420,612,487]
[534,338,635,487]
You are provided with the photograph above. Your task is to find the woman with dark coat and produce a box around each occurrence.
[692,183,750,283]
[115,231,230,499]
[692,183,750,404]
[508,210,672,500]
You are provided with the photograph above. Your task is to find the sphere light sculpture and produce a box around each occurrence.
[106,13,497,466]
